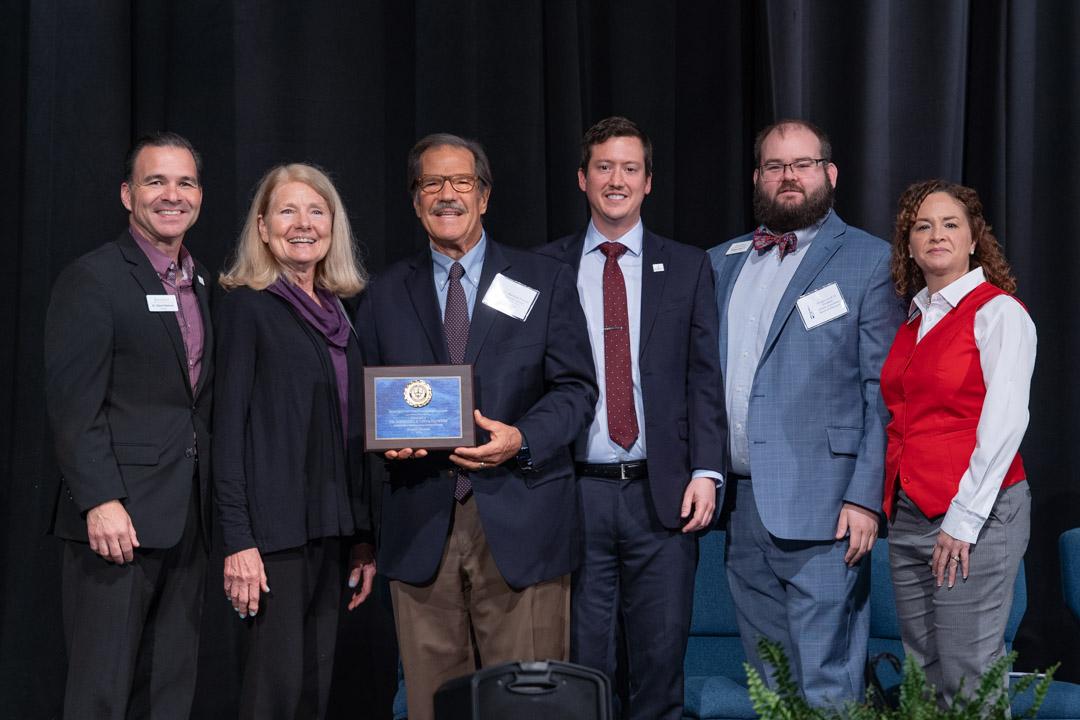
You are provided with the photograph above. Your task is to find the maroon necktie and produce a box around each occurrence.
[752,227,798,260]
[444,262,472,502]
[598,242,639,450]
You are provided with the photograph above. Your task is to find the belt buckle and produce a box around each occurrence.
[620,463,629,481]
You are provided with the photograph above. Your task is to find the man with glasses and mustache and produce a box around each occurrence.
[708,120,904,707]
[355,133,597,720]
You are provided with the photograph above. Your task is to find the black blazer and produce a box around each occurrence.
[45,232,214,549]
[355,239,598,589]
[535,228,729,528]
[212,286,369,556]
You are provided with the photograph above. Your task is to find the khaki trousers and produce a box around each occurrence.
[390,495,569,720]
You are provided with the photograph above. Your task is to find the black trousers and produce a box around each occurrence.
[61,482,206,720]
[239,537,347,720]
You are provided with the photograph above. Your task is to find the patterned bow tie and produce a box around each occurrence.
[752,227,798,260]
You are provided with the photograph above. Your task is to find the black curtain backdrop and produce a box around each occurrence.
[3,1,1078,717]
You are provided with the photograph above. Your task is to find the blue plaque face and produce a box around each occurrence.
[373,376,463,441]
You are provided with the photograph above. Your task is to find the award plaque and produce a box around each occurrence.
[363,364,476,451]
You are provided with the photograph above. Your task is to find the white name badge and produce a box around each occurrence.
[796,282,848,330]
[726,240,752,255]
[146,294,179,312]
[652,263,665,272]
[481,273,539,321]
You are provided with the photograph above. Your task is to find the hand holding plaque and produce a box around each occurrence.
[363,365,476,452]
[449,410,522,470]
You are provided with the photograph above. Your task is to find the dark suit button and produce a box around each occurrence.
[185,448,195,458]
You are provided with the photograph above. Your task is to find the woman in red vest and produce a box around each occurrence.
[881,180,1036,706]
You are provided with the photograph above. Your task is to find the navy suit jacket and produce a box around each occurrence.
[355,239,597,589]
[536,228,728,528]
[709,212,905,540]
[45,231,214,549]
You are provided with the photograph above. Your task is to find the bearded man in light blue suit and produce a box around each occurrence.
[708,120,905,706]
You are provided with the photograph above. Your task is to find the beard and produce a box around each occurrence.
[753,177,835,233]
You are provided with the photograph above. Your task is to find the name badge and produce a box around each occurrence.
[481,273,539,321]
[726,240,752,255]
[146,294,179,312]
[796,282,848,330]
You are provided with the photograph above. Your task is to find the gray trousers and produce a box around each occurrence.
[888,480,1030,706]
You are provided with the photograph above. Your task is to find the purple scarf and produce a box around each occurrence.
[268,278,352,440]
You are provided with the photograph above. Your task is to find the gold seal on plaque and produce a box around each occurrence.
[403,379,433,408]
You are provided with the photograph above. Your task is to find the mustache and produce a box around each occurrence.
[777,180,804,195]
[432,200,467,213]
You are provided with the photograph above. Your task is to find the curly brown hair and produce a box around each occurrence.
[890,179,1017,299]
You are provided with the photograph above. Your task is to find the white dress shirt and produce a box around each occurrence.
[909,266,1037,544]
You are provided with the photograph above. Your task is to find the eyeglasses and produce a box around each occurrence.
[758,158,828,180]
[415,174,480,194]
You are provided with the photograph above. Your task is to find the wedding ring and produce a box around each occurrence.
[951,555,961,563]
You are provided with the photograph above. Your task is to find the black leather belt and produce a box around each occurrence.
[575,460,649,480]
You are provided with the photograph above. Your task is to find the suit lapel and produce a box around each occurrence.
[117,234,193,397]
[560,231,587,272]
[463,240,511,364]
[192,263,213,398]
[715,241,754,377]
[759,215,846,366]
[404,252,449,364]
[639,230,668,354]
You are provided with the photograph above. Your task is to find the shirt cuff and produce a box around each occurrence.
[940,501,988,545]
[692,469,724,488]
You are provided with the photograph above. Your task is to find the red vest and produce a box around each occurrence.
[881,281,1025,519]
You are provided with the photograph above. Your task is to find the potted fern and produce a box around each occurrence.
[746,638,1057,719]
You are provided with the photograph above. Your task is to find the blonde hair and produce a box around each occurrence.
[220,163,367,297]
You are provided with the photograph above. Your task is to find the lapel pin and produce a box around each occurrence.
[197,275,205,285]
[652,263,665,272]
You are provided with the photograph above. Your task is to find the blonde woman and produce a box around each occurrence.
[214,163,375,718]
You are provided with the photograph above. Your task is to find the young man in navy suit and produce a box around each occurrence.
[536,117,727,720]
[708,120,905,706]
[356,133,597,720]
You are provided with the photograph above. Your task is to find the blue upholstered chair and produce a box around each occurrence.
[870,537,1080,718]
[1060,528,1080,623]
[392,660,407,720]
[683,530,756,719]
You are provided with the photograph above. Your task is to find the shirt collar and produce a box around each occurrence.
[910,266,986,320]
[129,226,192,280]
[584,219,643,257]
[431,231,487,290]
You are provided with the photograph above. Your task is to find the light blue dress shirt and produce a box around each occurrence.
[576,221,647,463]
[725,212,828,476]
[430,232,487,320]
[574,221,720,483]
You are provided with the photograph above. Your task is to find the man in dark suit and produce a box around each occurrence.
[45,132,214,720]
[356,133,597,720]
[535,116,727,720]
